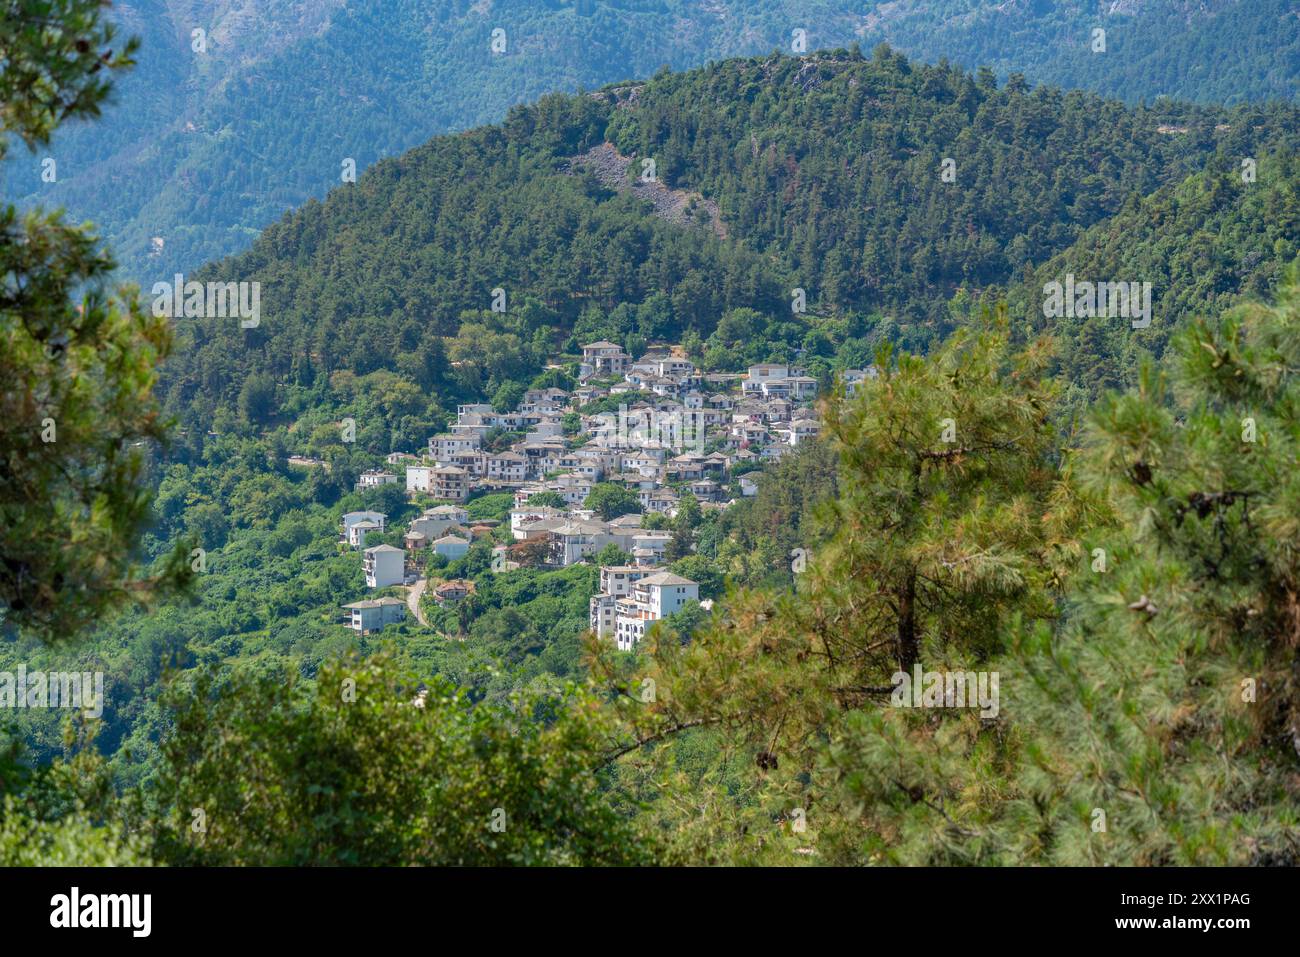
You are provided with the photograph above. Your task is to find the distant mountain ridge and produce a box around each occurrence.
[3,0,1296,284]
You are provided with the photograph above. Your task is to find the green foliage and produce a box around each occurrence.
[466,492,514,523]
[525,491,566,509]
[584,482,640,520]
[0,0,138,150]
[606,48,1298,331]
[590,307,1104,861]
[0,798,152,865]
[152,652,649,865]
[0,0,190,642]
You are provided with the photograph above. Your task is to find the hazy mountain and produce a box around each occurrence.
[3,0,1295,284]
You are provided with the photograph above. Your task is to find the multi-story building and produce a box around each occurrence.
[510,506,567,539]
[406,465,435,495]
[589,564,665,638]
[611,572,699,651]
[346,519,382,549]
[488,451,529,482]
[363,544,405,588]
[432,465,469,502]
[342,596,406,633]
[340,511,386,548]
[581,341,631,378]
[430,432,481,463]
[548,520,612,566]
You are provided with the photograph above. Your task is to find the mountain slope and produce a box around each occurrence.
[1006,147,1300,396]
[863,0,1300,107]
[160,48,1300,429]
[4,0,1296,286]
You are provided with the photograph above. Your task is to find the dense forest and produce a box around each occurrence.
[158,45,1300,430]
[2,2,1299,867]
[3,1,1295,282]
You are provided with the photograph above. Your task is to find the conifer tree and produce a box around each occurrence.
[1,1,188,642]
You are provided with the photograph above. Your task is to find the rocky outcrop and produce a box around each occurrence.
[566,142,727,239]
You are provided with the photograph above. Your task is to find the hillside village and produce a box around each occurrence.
[340,342,875,646]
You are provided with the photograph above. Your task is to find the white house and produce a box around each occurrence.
[790,416,821,445]
[409,504,469,540]
[627,530,672,565]
[432,534,470,560]
[742,364,790,396]
[363,544,405,589]
[342,596,406,633]
[346,519,382,549]
[612,572,699,650]
[357,469,399,489]
[843,366,880,396]
[510,506,567,539]
[406,465,435,495]
[581,341,631,377]
[341,510,386,548]
[589,565,664,638]
[548,520,611,566]
[488,451,529,482]
[430,432,482,464]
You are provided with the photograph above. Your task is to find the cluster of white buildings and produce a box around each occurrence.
[397,343,868,507]
[334,342,874,644]
[509,504,672,567]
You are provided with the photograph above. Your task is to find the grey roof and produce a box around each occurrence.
[637,572,696,587]
[343,597,406,609]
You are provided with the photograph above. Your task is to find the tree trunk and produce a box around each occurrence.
[897,571,918,672]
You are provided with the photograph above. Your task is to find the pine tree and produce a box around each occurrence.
[591,309,1099,861]
[980,273,1300,864]
[1,1,189,642]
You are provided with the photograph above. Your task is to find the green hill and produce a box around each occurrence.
[4,0,1296,284]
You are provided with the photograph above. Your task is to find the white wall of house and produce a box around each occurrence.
[364,546,405,588]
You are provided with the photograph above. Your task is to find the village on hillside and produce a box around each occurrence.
[339,341,876,646]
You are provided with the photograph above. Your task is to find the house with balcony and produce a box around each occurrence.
[488,451,528,482]
[611,572,699,651]
[342,597,406,634]
[432,465,469,502]
[430,432,481,464]
[341,510,386,548]
[363,544,405,588]
[548,520,612,566]
[581,341,631,378]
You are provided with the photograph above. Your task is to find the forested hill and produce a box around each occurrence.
[4,1,1296,285]
[164,46,1300,429]
[864,0,1300,107]
[1009,148,1300,397]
